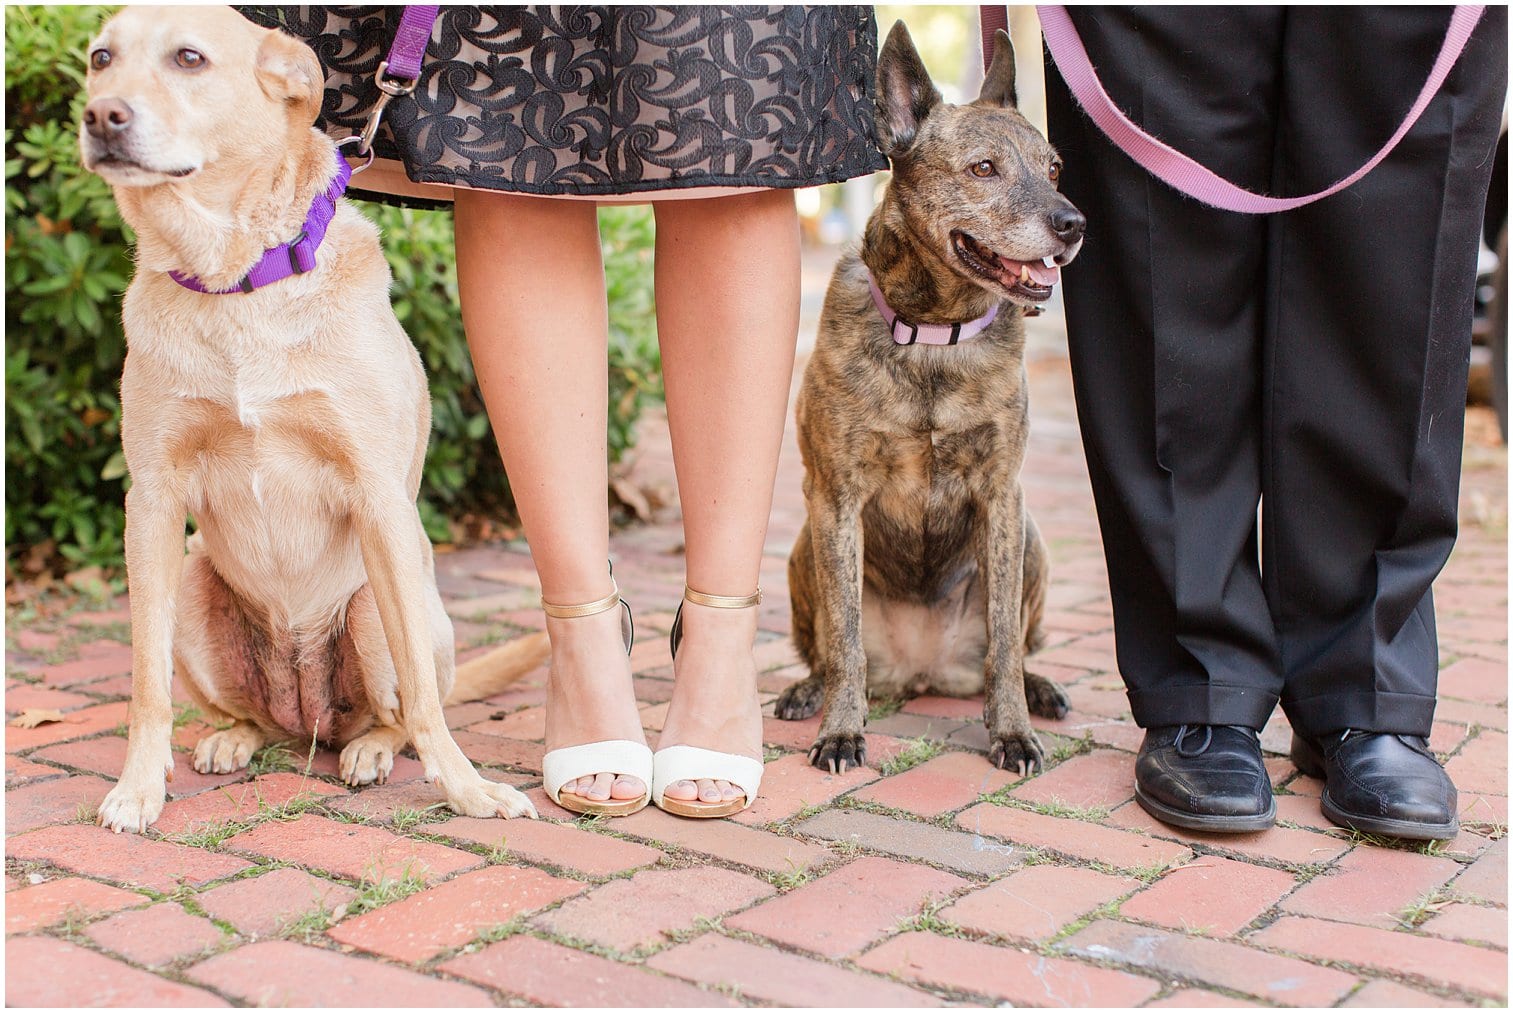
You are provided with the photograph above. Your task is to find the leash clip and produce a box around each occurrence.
[357,59,418,156]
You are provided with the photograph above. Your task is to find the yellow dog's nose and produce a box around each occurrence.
[82,97,133,139]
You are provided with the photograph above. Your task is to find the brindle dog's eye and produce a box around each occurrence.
[1049,162,1062,183]
[970,160,996,178]
[90,49,112,71]
[175,48,206,70]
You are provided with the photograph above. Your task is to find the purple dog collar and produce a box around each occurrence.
[169,148,354,295]
[868,271,1000,346]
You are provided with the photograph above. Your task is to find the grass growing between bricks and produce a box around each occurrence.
[462,620,533,649]
[974,784,1114,824]
[349,862,429,916]
[1048,732,1096,763]
[764,861,813,891]
[471,914,530,946]
[1014,797,1114,823]
[1396,886,1456,928]
[389,805,452,833]
[276,903,344,942]
[7,615,134,665]
[245,743,301,777]
[164,788,331,849]
[877,736,946,777]
[895,899,969,940]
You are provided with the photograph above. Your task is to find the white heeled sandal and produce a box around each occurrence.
[540,581,652,817]
[653,586,765,818]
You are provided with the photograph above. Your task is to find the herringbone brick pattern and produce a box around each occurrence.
[6,312,1506,1006]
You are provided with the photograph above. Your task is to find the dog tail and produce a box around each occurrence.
[444,631,551,704]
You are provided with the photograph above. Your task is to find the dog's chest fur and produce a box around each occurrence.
[118,211,425,629]
[800,254,1029,605]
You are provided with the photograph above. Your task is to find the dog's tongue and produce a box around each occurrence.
[1000,258,1061,288]
[1027,260,1060,286]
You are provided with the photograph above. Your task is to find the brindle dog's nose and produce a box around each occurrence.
[83,97,134,139]
[1050,206,1086,243]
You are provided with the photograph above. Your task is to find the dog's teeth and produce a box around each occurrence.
[1019,264,1031,283]
[1043,256,1057,268]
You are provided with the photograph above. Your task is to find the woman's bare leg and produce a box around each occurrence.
[652,190,801,804]
[454,190,645,803]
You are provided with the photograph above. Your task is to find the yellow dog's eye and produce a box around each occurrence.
[970,160,996,178]
[1049,162,1062,183]
[175,48,206,70]
[89,49,111,71]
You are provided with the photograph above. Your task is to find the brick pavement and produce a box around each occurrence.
[6,303,1507,1006]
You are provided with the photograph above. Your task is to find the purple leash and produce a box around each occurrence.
[358,5,440,155]
[1034,5,1486,214]
[172,6,440,294]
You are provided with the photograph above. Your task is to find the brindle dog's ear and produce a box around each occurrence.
[976,28,1017,108]
[254,28,324,126]
[876,20,941,157]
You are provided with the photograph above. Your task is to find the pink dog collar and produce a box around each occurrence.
[868,271,999,346]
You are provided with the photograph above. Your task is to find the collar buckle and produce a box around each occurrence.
[286,229,313,276]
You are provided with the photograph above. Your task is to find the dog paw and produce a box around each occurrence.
[808,732,867,774]
[774,677,824,720]
[339,736,395,787]
[988,732,1045,778]
[445,778,538,820]
[192,726,262,775]
[1025,672,1070,720]
[96,780,166,834]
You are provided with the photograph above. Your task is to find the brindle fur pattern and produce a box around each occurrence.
[778,23,1084,775]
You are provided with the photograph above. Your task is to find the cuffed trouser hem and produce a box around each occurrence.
[1126,683,1279,732]
[1282,689,1439,739]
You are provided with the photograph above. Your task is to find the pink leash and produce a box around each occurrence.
[994,6,1486,214]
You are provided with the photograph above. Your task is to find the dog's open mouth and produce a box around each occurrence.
[951,231,1059,302]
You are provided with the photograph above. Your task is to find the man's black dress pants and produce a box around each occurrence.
[1044,7,1507,737]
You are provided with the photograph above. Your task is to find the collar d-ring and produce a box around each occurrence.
[336,135,376,175]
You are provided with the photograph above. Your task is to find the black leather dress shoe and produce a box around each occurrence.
[1135,725,1276,833]
[1291,730,1458,841]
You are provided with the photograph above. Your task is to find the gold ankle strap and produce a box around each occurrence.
[683,586,762,609]
[542,585,621,619]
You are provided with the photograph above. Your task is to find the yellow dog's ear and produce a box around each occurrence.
[254,28,323,125]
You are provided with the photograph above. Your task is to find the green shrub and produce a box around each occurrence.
[4,4,661,574]
[5,6,131,573]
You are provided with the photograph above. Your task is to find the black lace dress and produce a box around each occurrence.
[240,6,889,207]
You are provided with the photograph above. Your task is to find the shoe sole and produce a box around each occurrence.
[1135,786,1276,834]
[556,792,650,817]
[656,795,747,819]
[1318,792,1459,841]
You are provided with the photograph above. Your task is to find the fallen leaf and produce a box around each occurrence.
[610,477,653,523]
[9,709,66,729]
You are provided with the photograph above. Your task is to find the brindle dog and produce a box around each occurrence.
[777,22,1085,775]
